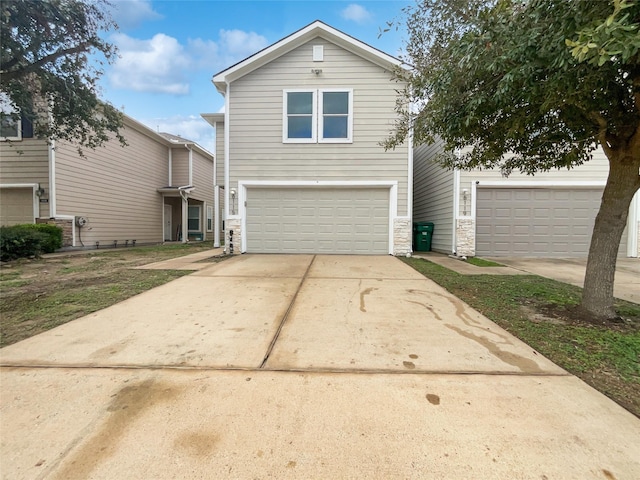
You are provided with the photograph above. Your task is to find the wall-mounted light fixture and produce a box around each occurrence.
[462,189,469,216]
[230,188,237,215]
[311,68,323,75]
[35,184,45,197]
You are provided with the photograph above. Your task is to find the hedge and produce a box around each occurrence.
[0,223,63,261]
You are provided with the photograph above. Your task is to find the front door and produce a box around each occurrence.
[164,204,172,241]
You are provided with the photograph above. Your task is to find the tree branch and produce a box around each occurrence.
[0,43,92,83]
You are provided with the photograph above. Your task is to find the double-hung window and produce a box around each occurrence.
[188,205,201,232]
[283,89,352,143]
[1,93,22,141]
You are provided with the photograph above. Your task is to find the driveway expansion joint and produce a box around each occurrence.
[258,255,316,369]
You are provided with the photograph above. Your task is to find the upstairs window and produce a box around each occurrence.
[284,91,316,142]
[0,93,33,141]
[283,89,352,143]
[1,94,21,141]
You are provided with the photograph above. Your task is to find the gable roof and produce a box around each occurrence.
[212,20,404,94]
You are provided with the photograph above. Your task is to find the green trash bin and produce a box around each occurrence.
[413,222,434,252]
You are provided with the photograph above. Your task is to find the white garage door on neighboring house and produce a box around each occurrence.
[245,187,389,254]
[0,188,34,226]
[476,187,627,257]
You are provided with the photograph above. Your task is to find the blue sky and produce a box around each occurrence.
[100,0,409,152]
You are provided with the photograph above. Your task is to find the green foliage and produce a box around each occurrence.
[0,224,62,261]
[465,257,503,267]
[0,0,124,151]
[387,0,640,175]
[21,223,63,252]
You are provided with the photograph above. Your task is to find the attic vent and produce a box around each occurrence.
[313,45,323,62]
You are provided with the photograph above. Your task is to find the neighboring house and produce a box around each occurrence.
[413,141,640,258]
[202,20,412,255]
[0,112,217,249]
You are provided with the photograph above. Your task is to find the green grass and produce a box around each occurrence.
[465,257,503,267]
[402,257,640,416]
[0,243,226,347]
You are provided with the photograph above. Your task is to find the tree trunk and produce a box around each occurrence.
[581,148,640,318]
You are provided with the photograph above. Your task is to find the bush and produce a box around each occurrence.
[22,223,63,253]
[0,224,63,261]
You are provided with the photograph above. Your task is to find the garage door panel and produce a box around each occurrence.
[477,188,627,257]
[246,188,389,254]
[0,188,34,226]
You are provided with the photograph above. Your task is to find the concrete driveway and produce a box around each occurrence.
[491,257,640,304]
[1,255,639,479]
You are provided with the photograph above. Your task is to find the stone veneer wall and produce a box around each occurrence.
[393,218,412,256]
[455,218,475,257]
[225,218,242,254]
[36,218,73,247]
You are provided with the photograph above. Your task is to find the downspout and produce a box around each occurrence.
[224,81,231,252]
[168,147,172,186]
[213,122,220,247]
[185,144,193,186]
[178,185,192,244]
[452,169,460,255]
[48,139,56,218]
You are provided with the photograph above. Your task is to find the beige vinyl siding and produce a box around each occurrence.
[228,38,409,216]
[55,124,168,246]
[0,138,51,218]
[191,150,214,240]
[170,148,190,186]
[215,122,224,186]
[412,140,454,253]
[458,147,611,216]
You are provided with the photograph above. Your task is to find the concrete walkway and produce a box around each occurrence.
[491,257,640,304]
[1,255,639,479]
[133,248,225,270]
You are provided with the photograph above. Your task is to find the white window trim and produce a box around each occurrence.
[0,114,22,141]
[282,89,353,144]
[187,204,202,232]
[237,180,398,255]
[283,89,317,143]
[318,88,353,143]
[0,93,21,141]
[206,205,213,232]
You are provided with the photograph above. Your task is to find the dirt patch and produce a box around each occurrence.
[0,244,224,347]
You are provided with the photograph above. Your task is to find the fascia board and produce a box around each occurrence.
[212,21,406,92]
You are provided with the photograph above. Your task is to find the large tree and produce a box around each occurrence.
[386,0,640,318]
[0,0,124,150]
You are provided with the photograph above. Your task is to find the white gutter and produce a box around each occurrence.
[185,144,193,186]
[48,139,56,217]
[178,185,194,244]
[213,122,220,247]
[224,81,230,225]
[452,169,460,255]
[168,148,172,186]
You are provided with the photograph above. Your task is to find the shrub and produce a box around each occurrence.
[0,224,63,261]
[22,223,63,253]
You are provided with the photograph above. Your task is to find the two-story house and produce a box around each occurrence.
[202,21,412,255]
[0,113,217,248]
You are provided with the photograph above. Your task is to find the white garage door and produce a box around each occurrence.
[0,188,34,226]
[476,188,627,257]
[246,188,389,254]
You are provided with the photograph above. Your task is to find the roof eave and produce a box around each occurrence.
[212,20,405,87]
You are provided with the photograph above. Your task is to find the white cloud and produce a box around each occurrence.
[341,4,373,24]
[146,115,216,153]
[108,0,162,30]
[110,33,191,94]
[109,29,268,95]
